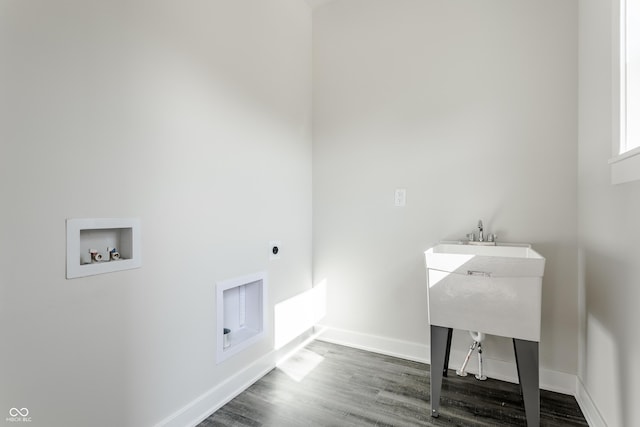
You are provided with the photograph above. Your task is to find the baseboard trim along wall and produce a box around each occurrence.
[155,329,321,427]
[156,325,599,427]
[316,326,577,396]
[155,352,274,427]
[575,377,607,427]
[316,326,611,426]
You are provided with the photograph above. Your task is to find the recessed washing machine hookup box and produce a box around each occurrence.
[66,218,141,279]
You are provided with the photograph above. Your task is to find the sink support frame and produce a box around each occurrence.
[429,325,453,418]
[513,338,540,426]
[429,325,539,426]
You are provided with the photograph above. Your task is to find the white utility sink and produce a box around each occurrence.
[425,243,545,342]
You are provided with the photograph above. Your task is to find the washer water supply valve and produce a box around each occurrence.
[89,249,103,262]
[89,248,121,262]
[108,247,121,261]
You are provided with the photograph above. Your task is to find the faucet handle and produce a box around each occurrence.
[488,233,497,242]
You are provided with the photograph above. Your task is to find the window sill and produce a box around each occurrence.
[609,146,640,184]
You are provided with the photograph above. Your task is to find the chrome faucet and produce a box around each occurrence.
[465,220,496,245]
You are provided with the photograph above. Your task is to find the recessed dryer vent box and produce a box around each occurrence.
[216,271,267,364]
[66,218,141,279]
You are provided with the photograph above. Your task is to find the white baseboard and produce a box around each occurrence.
[155,329,322,427]
[155,325,597,427]
[316,326,577,396]
[575,377,607,427]
[154,353,274,427]
[315,325,430,363]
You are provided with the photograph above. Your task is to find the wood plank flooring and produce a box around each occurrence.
[198,340,588,426]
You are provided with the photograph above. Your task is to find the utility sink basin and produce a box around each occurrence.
[425,243,545,342]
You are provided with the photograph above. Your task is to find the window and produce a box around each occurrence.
[610,0,640,184]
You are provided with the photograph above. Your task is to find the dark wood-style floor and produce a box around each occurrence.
[199,340,588,426]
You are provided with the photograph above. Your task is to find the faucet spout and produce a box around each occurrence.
[477,220,484,242]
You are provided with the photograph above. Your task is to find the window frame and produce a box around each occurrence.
[610,0,640,184]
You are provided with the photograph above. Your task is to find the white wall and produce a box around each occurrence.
[11,0,637,425]
[313,0,579,375]
[0,1,312,426]
[578,1,640,425]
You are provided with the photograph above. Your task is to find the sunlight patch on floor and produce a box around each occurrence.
[276,348,325,382]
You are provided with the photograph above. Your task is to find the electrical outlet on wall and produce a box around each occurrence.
[394,189,406,207]
[269,240,281,260]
